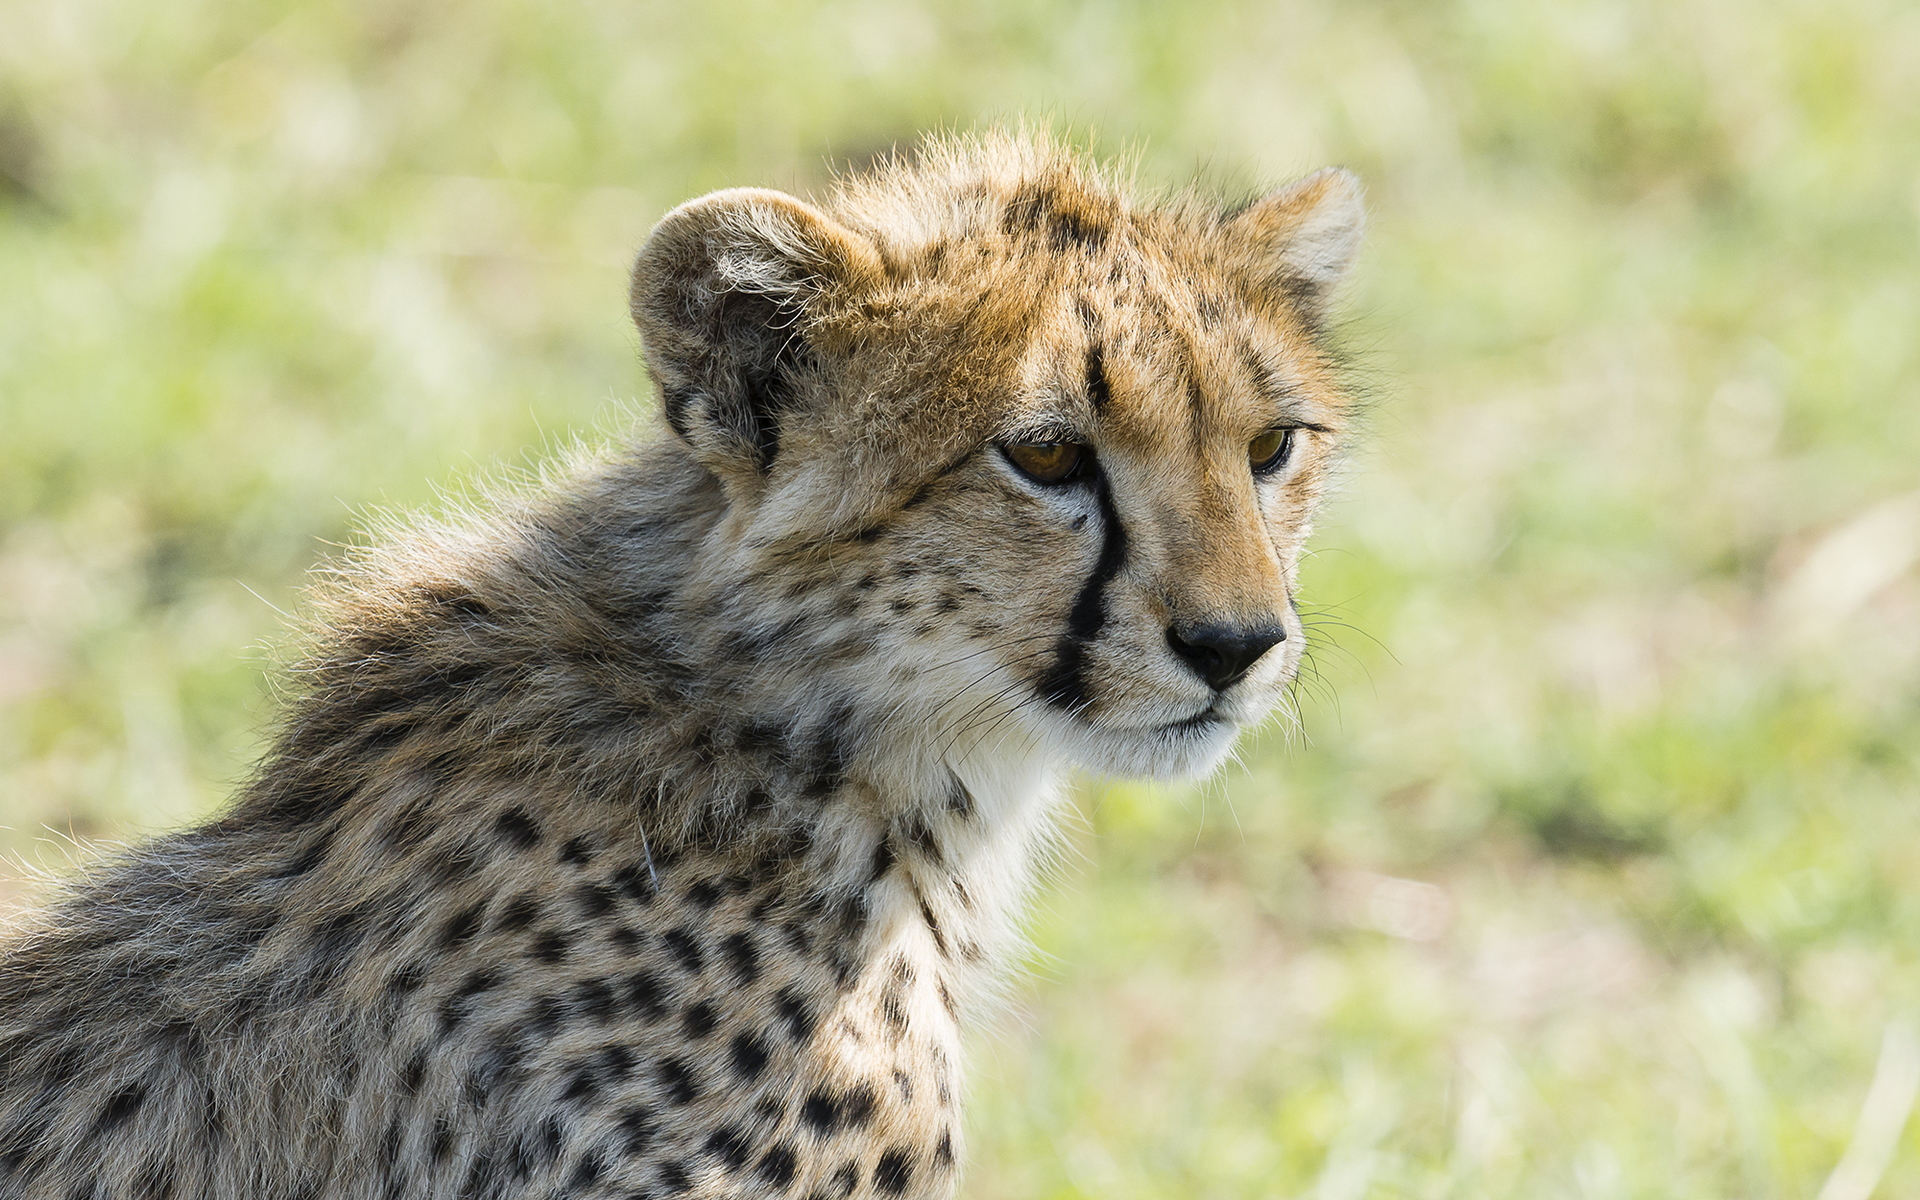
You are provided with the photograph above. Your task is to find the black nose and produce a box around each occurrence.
[1166,621,1288,691]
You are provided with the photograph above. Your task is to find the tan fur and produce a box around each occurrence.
[0,131,1362,1199]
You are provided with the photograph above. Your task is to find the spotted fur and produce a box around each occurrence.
[0,131,1363,1198]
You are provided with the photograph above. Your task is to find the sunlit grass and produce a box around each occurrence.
[3,0,1918,1194]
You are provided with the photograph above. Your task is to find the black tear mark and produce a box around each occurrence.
[1035,469,1129,711]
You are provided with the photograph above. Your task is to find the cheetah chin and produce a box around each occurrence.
[0,130,1362,1200]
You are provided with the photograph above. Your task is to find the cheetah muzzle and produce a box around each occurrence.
[0,131,1363,1199]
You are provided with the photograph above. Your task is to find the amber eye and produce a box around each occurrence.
[1248,427,1297,475]
[1003,441,1087,484]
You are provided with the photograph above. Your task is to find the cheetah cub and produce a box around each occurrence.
[0,133,1362,1198]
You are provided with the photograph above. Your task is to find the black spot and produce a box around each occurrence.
[722,932,760,984]
[775,986,816,1042]
[439,966,501,1029]
[659,1058,697,1105]
[94,1081,147,1133]
[682,1001,718,1039]
[801,1089,839,1134]
[830,1162,860,1196]
[464,1032,527,1106]
[934,1129,955,1167]
[609,925,642,953]
[573,882,616,919]
[868,837,896,884]
[945,774,975,818]
[612,862,658,904]
[272,828,335,879]
[874,1149,914,1195]
[892,1069,913,1102]
[529,929,569,963]
[439,902,484,948]
[685,877,723,908]
[617,1105,653,1152]
[919,899,949,958]
[757,1143,799,1188]
[705,1125,750,1170]
[493,807,541,849]
[496,892,539,932]
[1085,343,1113,410]
[729,1032,770,1080]
[559,835,595,865]
[568,1150,608,1188]
[559,1066,598,1104]
[430,1116,455,1162]
[305,902,375,984]
[937,978,958,1019]
[522,1116,563,1171]
[597,1044,636,1080]
[525,994,566,1035]
[881,992,907,1030]
[571,978,616,1021]
[1001,185,1108,251]
[427,839,481,884]
[901,816,943,867]
[401,1046,430,1093]
[656,1159,691,1194]
[663,929,704,973]
[385,958,430,997]
[841,1082,877,1127]
[625,970,669,1018]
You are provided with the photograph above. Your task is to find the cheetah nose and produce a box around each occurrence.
[1166,621,1288,691]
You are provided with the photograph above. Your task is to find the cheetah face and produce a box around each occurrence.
[633,141,1361,780]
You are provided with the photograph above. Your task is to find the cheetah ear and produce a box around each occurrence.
[631,188,882,479]
[1225,167,1365,328]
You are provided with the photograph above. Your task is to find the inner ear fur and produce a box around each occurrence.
[1225,167,1366,330]
[630,188,882,479]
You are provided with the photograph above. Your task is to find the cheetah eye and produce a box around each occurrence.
[1249,427,1297,475]
[1003,441,1088,485]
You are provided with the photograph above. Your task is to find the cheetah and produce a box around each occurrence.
[0,131,1363,1198]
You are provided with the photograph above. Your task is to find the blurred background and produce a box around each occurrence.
[3,0,1918,1195]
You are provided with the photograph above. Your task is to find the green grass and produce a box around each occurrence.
[3,0,1919,1195]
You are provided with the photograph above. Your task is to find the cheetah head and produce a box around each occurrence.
[631,136,1363,781]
